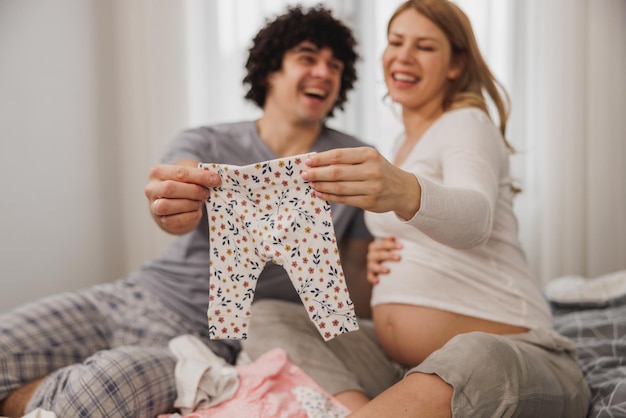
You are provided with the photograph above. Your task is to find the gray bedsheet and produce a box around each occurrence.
[552,297,626,418]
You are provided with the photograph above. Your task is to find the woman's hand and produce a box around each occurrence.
[367,237,402,284]
[302,147,421,220]
[144,160,221,235]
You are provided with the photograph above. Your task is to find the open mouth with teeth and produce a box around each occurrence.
[303,87,328,101]
[392,73,420,83]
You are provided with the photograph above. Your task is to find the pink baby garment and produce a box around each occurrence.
[200,153,358,341]
[158,348,350,418]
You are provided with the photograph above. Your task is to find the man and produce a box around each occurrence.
[0,5,398,417]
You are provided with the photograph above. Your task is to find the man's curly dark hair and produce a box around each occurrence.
[243,4,359,118]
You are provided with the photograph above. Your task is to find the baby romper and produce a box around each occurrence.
[200,153,359,341]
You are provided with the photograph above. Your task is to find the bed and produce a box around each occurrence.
[162,270,626,418]
[27,271,626,418]
[547,270,626,417]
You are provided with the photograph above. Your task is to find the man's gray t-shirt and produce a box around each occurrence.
[136,121,371,338]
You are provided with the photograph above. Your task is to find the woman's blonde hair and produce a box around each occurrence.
[388,0,514,152]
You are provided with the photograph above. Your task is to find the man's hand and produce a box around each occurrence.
[144,160,221,235]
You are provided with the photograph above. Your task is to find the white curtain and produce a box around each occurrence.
[507,0,626,282]
[116,0,626,283]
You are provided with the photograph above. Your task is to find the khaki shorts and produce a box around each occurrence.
[243,300,591,417]
[411,328,591,417]
[242,299,405,397]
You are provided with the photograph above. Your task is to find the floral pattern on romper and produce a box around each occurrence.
[200,153,359,341]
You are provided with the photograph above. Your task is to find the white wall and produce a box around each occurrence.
[0,0,214,312]
[0,0,125,311]
[112,0,189,274]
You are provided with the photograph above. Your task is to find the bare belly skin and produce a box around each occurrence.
[372,304,529,367]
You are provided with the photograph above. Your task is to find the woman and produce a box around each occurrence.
[302,0,591,416]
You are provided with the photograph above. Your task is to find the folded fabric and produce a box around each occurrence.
[168,334,239,414]
[159,347,350,418]
[544,270,626,306]
[21,408,58,418]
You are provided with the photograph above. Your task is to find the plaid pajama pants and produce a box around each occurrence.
[0,277,232,418]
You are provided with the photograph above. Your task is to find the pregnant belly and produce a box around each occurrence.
[372,304,529,367]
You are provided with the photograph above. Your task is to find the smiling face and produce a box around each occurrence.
[383,8,461,114]
[264,41,344,126]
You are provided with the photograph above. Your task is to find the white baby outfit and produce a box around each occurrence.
[200,153,358,341]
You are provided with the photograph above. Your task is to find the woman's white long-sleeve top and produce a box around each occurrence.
[365,107,553,330]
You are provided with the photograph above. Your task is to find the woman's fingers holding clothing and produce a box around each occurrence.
[305,146,378,169]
